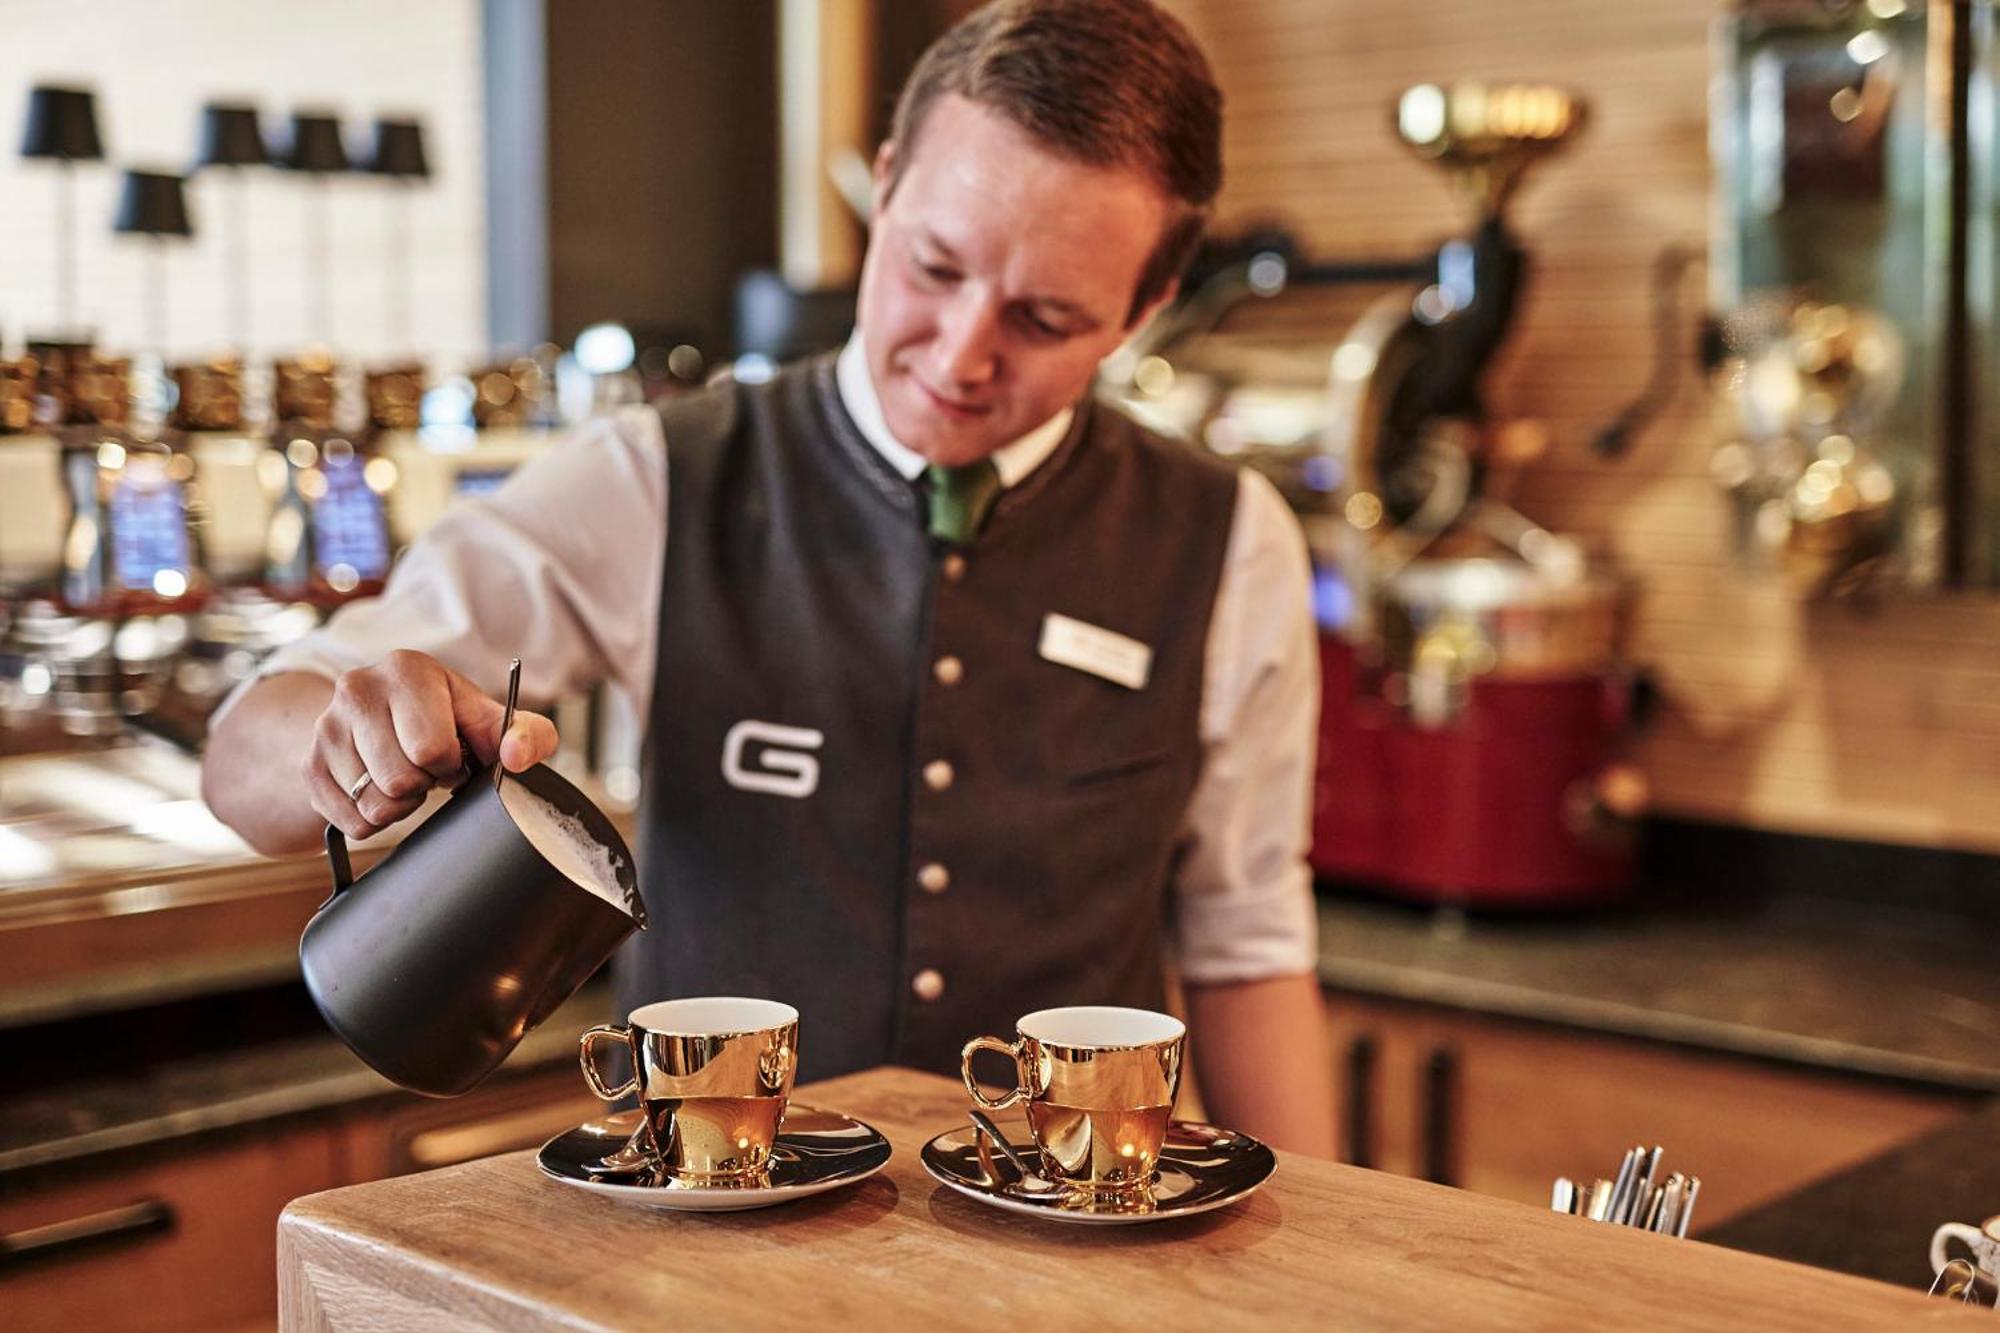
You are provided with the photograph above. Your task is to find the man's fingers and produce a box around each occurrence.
[330,667,436,813]
[498,711,559,773]
[359,790,426,827]
[308,656,459,841]
[445,666,559,772]
[445,668,506,763]
[302,751,383,841]
[387,665,469,780]
[350,704,434,805]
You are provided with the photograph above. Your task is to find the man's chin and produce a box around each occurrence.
[883,409,1003,467]
[911,437,1004,468]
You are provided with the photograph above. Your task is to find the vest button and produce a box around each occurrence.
[917,861,950,894]
[912,968,945,1002]
[923,759,955,792]
[933,655,964,686]
[941,553,967,583]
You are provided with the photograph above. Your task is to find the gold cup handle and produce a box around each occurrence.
[961,1035,1027,1110]
[578,1024,638,1100]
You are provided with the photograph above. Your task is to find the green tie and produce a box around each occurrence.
[924,460,1003,545]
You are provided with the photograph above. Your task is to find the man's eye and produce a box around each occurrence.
[1019,310,1067,338]
[917,261,959,284]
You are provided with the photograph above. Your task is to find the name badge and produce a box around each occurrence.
[1038,613,1152,691]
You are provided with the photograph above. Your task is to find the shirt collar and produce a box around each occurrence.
[835,332,1072,488]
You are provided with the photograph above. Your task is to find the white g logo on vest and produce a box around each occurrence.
[721,720,825,799]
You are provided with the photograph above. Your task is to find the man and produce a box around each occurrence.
[205,0,1337,1156]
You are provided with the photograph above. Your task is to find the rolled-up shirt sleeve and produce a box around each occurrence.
[212,405,668,721]
[1171,467,1321,984]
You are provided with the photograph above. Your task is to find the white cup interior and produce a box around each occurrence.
[629,996,798,1037]
[1018,1005,1184,1048]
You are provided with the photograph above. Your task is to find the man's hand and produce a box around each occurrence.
[203,653,557,855]
[304,650,559,840]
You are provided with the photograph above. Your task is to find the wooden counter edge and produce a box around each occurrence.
[274,1067,1988,1332]
[281,1199,604,1333]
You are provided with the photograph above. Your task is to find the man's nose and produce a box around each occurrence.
[928,292,1000,389]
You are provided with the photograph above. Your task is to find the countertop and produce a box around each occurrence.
[0,739,274,892]
[8,884,1997,1183]
[1704,1098,2000,1292]
[0,739,425,1031]
[4,738,1994,1290]
[274,1066,1971,1332]
[1313,891,2000,1091]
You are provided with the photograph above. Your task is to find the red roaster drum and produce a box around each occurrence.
[1310,557,1643,907]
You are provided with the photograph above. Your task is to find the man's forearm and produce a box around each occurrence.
[201,672,335,856]
[1184,971,1339,1158]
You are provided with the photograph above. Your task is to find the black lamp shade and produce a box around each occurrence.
[279,112,349,172]
[114,170,194,238]
[21,85,104,160]
[198,103,267,168]
[368,118,429,178]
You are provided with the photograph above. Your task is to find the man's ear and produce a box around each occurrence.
[871,141,898,222]
[1126,276,1181,335]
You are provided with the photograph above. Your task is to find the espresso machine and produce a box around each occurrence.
[167,354,336,717]
[1108,83,1648,908]
[0,344,386,752]
[0,344,207,748]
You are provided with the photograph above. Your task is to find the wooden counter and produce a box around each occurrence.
[277,1067,1975,1330]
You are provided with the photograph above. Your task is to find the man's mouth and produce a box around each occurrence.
[911,377,992,419]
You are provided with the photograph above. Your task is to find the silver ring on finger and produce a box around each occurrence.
[347,771,374,802]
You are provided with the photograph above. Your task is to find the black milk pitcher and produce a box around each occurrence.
[299,761,647,1097]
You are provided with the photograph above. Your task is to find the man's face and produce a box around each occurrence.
[857,95,1176,467]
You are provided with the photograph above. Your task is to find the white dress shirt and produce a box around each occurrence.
[230,335,1321,983]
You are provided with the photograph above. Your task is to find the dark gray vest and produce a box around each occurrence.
[618,355,1239,1080]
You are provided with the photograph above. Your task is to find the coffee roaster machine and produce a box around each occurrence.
[1107,84,1660,909]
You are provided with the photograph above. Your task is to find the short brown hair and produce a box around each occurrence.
[885,0,1223,324]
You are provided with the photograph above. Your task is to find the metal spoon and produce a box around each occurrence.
[968,1107,1047,1186]
[585,1116,662,1178]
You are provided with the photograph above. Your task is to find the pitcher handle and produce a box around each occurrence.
[323,825,354,896]
[320,738,480,901]
[961,1035,1026,1111]
[579,1025,639,1100]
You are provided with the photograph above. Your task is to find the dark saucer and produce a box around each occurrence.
[921,1116,1276,1224]
[538,1105,892,1211]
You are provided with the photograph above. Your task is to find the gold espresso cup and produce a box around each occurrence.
[961,1006,1185,1195]
[579,997,799,1181]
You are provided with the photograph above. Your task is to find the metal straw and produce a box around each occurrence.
[495,657,522,790]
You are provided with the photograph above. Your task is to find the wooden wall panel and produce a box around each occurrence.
[1164,0,2000,853]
